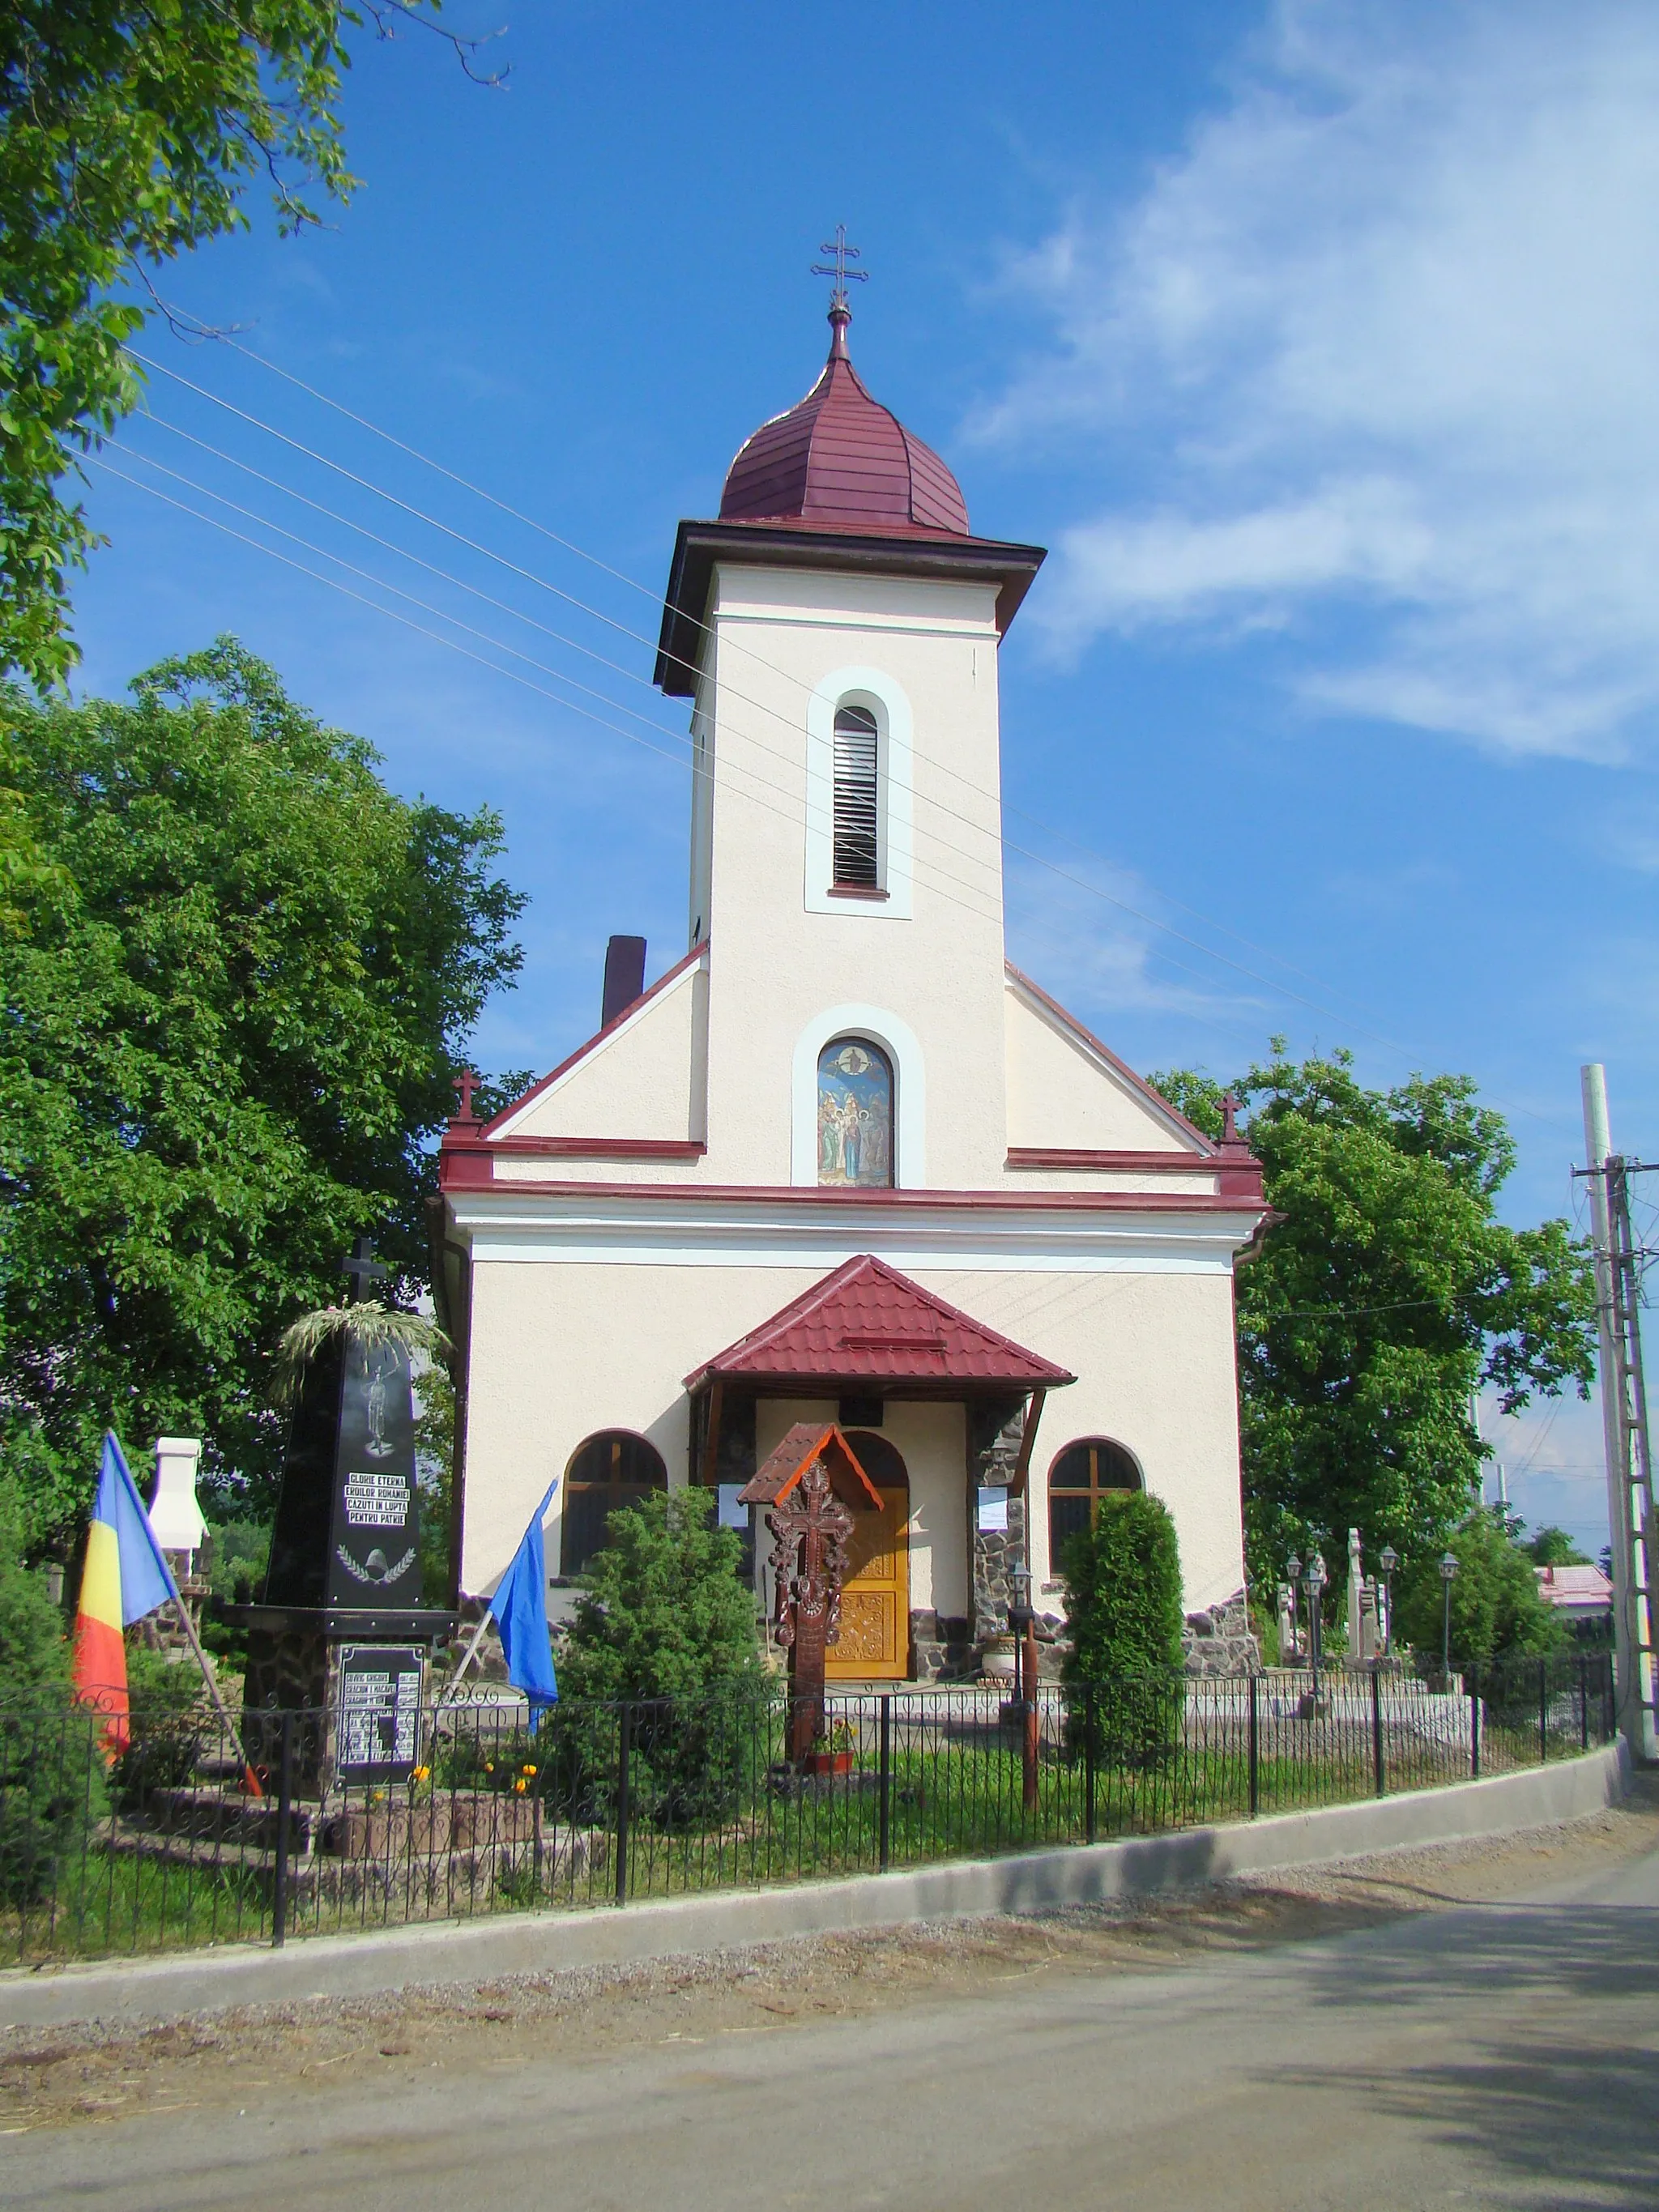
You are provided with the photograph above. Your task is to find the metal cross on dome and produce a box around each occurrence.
[811,224,869,309]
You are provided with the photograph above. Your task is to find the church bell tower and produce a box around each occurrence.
[653,275,1046,1193]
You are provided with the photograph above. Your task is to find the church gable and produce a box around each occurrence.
[1003,965,1212,1157]
[489,946,706,1145]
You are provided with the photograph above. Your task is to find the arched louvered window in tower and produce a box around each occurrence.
[831,704,880,889]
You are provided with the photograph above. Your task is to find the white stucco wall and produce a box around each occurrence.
[690,565,1010,1191]
[458,1251,1244,1617]
[498,957,706,1144]
[1003,980,1197,1156]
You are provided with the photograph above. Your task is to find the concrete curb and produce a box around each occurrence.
[0,1741,1630,2031]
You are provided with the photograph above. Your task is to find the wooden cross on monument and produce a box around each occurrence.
[340,1234,386,1306]
[738,1423,884,1765]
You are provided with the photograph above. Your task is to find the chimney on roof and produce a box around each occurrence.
[601,936,647,1029]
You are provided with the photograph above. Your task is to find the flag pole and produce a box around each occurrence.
[437,1609,494,1709]
[171,1592,264,1799]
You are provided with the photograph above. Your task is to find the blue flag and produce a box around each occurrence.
[488,1477,559,1714]
[99,1432,180,1625]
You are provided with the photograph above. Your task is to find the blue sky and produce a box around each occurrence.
[67,1,1659,1553]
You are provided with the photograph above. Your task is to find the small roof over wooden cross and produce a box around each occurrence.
[737,1422,885,1512]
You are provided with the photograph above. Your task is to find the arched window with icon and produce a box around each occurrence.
[817,1035,894,1187]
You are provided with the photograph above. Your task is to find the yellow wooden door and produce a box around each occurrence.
[825,1487,911,1680]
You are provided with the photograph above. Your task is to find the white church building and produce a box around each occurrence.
[437,292,1269,1678]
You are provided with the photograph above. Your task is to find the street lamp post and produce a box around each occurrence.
[1380,1546,1399,1660]
[1009,1566,1039,1813]
[1306,1552,1328,1700]
[1439,1551,1460,1684]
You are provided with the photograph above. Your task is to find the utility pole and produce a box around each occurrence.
[1577,1065,1657,1761]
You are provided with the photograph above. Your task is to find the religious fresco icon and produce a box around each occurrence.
[817,1037,894,1187]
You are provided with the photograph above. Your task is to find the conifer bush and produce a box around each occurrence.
[548,1490,766,1827]
[0,1478,105,1904]
[1059,1492,1186,1768]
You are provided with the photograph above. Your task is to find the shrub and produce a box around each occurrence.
[1060,1491,1185,1768]
[1396,1511,1566,1669]
[0,1477,105,1905]
[551,1490,768,1826]
[111,1646,211,1810]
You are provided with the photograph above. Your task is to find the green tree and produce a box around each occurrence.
[1521,1523,1591,1566]
[0,638,523,1543]
[1059,1492,1185,1767]
[0,2,494,689]
[1395,1511,1564,1666]
[1150,1049,1596,1592]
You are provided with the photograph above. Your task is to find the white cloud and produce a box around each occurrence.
[983,0,1659,757]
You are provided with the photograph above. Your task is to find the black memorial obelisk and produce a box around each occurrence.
[237,1238,455,1741]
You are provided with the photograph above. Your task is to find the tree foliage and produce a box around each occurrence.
[1520,1523,1591,1566]
[1149,1048,1596,1591]
[1394,1510,1565,1666]
[0,1,491,688]
[0,639,523,1542]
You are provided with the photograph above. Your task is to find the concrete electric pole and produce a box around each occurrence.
[1578,1064,1657,1762]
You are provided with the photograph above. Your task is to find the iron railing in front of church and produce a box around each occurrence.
[0,1651,1616,1964]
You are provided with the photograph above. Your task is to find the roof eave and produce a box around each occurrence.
[655,519,1047,697]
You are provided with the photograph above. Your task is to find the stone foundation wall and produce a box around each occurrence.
[1181,1589,1260,1677]
[968,1398,1026,1645]
[909,1609,975,1681]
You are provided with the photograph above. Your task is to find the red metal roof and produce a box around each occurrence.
[720,306,970,538]
[685,1255,1075,1392]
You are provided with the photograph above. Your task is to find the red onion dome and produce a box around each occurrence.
[720,302,970,537]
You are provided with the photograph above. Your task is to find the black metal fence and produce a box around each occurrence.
[0,1652,1615,1966]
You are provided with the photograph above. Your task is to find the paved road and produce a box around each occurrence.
[13,1847,1659,2211]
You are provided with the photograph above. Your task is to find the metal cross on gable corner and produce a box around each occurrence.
[811,224,869,309]
[340,1234,387,1303]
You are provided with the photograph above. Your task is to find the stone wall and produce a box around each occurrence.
[1180,1588,1260,1677]
[968,1397,1026,1646]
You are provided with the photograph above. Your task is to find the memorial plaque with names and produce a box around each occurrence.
[335,1643,424,1779]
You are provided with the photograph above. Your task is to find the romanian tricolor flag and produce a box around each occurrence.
[71,1434,179,1753]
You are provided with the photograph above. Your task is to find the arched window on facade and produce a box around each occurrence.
[561,1430,668,1577]
[817,1035,895,1187]
[1047,1438,1143,1559]
[831,704,880,889]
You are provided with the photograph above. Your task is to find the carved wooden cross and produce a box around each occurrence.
[452,1068,481,1122]
[766,1460,855,1762]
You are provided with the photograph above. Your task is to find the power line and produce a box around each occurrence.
[101,444,1013,923]
[90,454,1018,935]
[126,346,1436,1053]
[218,335,1479,1032]
[114,339,1579,1123]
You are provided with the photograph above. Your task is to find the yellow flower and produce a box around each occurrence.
[520,1762,538,1776]
[513,1777,527,1794]
[411,1766,430,1783]
[484,1761,495,1774]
